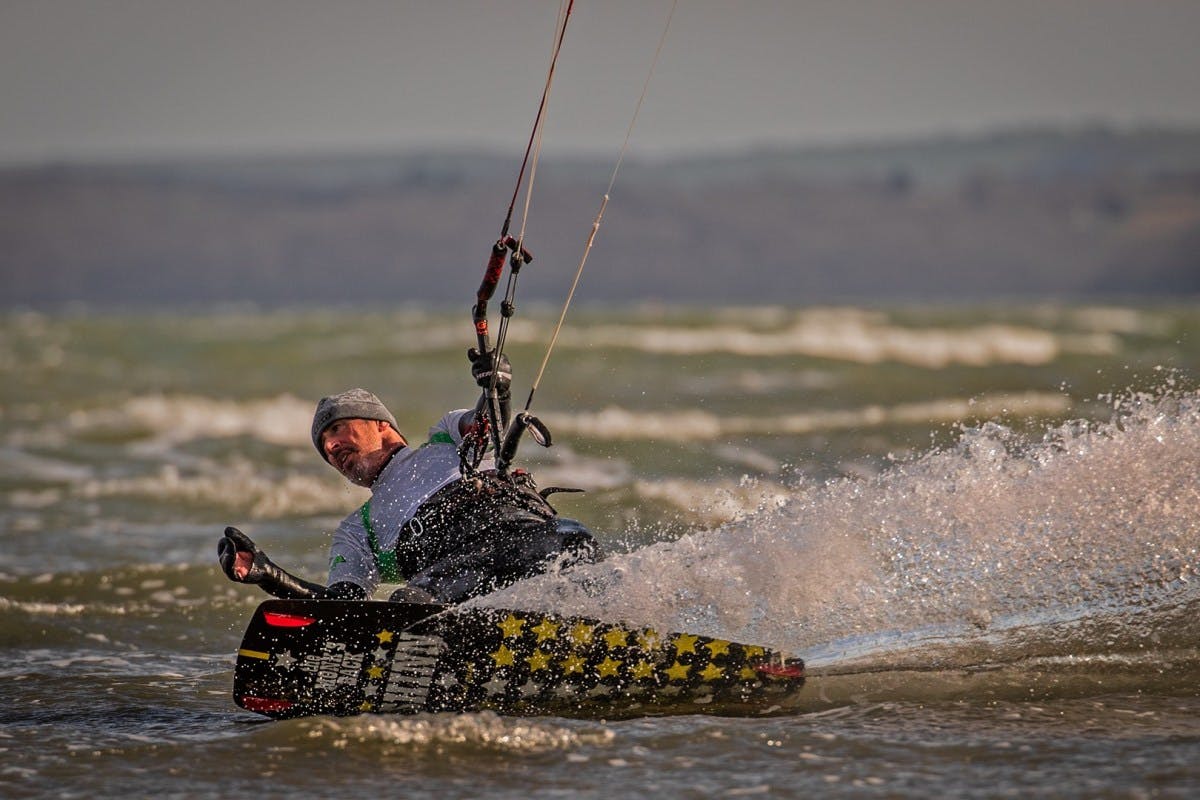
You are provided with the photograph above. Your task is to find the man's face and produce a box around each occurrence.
[320,418,394,487]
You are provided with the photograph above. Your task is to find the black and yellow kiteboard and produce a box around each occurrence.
[233,600,805,719]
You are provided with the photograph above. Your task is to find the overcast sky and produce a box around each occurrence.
[2,1,1199,165]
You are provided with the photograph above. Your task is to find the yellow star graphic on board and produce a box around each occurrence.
[631,660,656,680]
[376,630,394,643]
[596,656,623,678]
[673,634,699,654]
[664,661,691,681]
[531,618,560,642]
[603,628,629,649]
[744,645,766,658]
[700,663,725,682]
[367,665,385,680]
[526,650,551,672]
[561,654,586,675]
[705,639,731,657]
[497,614,525,638]
[636,629,661,651]
[739,666,757,680]
[360,701,374,712]
[491,644,516,667]
[568,623,595,646]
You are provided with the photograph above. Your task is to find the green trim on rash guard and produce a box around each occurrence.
[360,501,403,583]
[424,430,455,446]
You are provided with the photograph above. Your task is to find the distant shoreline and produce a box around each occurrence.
[4,126,1198,309]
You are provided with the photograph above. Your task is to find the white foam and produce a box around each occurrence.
[78,460,365,518]
[1053,305,1173,336]
[505,315,1113,367]
[366,307,1121,367]
[541,392,1072,442]
[63,393,315,449]
[312,710,613,751]
[0,597,87,616]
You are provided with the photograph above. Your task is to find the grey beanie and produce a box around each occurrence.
[311,388,398,456]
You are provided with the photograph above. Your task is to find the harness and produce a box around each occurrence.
[358,472,563,585]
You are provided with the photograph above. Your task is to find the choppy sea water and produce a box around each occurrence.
[1,304,1198,799]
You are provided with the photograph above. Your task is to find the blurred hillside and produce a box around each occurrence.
[2,127,1199,308]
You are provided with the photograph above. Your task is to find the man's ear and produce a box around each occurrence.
[380,420,406,445]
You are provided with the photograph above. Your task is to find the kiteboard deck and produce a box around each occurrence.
[233,599,805,719]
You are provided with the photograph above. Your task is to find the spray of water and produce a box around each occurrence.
[483,388,1200,675]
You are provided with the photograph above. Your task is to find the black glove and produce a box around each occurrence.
[468,348,512,392]
[218,526,270,584]
[217,526,331,599]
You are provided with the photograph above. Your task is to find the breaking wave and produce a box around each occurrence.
[60,393,315,450]
[500,307,1118,367]
[76,461,361,518]
[542,392,1072,442]
[265,306,1128,366]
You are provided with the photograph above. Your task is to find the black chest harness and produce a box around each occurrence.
[359,470,566,584]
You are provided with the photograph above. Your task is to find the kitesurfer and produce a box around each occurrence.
[217,351,597,605]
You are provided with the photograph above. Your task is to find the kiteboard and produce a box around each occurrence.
[233,599,805,719]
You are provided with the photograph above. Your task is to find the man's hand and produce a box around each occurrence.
[218,526,268,584]
[217,526,343,600]
[468,348,512,391]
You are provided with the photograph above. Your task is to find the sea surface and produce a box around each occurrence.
[2,303,1198,799]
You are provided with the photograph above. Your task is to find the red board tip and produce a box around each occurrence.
[263,611,316,628]
[754,662,805,679]
[239,696,295,714]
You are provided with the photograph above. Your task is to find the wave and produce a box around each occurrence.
[518,445,634,492]
[114,306,1127,367]
[501,308,1119,367]
[541,392,1072,441]
[483,389,1200,682]
[0,597,87,616]
[5,393,369,518]
[76,460,362,518]
[490,307,1133,367]
[60,393,315,450]
[0,447,94,482]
